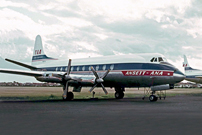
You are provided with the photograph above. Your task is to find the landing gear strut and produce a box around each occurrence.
[115,87,125,99]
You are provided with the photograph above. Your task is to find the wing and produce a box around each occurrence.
[0,68,95,84]
[5,58,37,70]
[0,68,42,77]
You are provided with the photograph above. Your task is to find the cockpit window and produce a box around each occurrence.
[151,57,166,62]
[150,57,155,62]
[162,57,167,62]
[158,57,163,62]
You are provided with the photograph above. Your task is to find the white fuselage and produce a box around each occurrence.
[34,53,185,88]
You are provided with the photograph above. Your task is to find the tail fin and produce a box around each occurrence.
[31,35,57,65]
[183,55,193,71]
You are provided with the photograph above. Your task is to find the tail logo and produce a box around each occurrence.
[35,50,41,55]
[183,64,187,67]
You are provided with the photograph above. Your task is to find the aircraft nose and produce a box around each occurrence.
[173,71,185,83]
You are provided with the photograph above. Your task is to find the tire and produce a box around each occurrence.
[115,92,124,99]
[67,92,74,100]
[149,95,157,102]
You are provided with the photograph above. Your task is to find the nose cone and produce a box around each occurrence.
[173,70,185,83]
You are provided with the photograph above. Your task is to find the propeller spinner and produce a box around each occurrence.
[89,66,110,95]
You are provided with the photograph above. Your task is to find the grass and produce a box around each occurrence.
[0,87,202,101]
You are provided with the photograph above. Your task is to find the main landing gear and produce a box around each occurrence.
[115,87,125,99]
[62,92,74,101]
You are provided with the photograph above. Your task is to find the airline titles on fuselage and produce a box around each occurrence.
[122,70,173,76]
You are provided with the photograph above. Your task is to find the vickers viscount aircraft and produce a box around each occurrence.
[183,55,202,83]
[0,35,185,102]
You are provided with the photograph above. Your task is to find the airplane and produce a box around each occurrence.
[0,35,185,102]
[183,55,202,83]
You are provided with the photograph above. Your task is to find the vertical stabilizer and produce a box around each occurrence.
[183,55,193,71]
[183,55,190,68]
[33,35,45,56]
[31,35,57,65]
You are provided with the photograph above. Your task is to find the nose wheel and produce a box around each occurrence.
[149,95,158,102]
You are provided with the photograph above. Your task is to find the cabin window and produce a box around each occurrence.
[55,67,58,71]
[65,67,67,72]
[89,66,91,71]
[71,67,74,71]
[82,66,85,71]
[96,65,99,71]
[154,58,157,62]
[103,65,106,70]
[60,67,63,71]
[110,64,114,70]
[77,66,79,71]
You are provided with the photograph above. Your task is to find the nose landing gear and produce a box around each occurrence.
[142,88,159,102]
[149,95,158,102]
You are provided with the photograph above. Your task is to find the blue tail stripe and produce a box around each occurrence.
[185,67,197,70]
[32,55,55,61]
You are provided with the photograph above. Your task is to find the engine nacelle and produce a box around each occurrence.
[151,84,174,91]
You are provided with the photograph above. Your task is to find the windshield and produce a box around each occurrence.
[150,57,167,62]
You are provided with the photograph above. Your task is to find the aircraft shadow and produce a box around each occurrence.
[0,97,156,103]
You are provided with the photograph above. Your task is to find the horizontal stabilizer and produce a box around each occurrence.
[195,76,202,79]
[0,68,42,77]
[5,58,37,70]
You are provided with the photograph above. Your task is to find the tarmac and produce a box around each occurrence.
[0,95,202,135]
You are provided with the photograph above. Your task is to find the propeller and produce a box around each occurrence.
[89,66,110,95]
[63,59,72,80]
[62,59,72,99]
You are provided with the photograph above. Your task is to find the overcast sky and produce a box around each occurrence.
[0,0,202,82]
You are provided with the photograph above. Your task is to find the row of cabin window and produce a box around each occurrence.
[55,64,114,72]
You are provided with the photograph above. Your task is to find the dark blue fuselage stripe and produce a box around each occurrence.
[37,63,184,75]
[186,76,201,78]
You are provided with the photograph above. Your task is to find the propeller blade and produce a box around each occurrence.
[101,69,110,79]
[63,81,69,98]
[100,83,108,95]
[89,83,98,93]
[67,59,72,75]
[91,66,99,79]
[65,81,69,91]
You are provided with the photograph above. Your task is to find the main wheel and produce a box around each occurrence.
[115,92,124,99]
[149,95,158,102]
[67,92,74,100]
[62,92,74,101]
